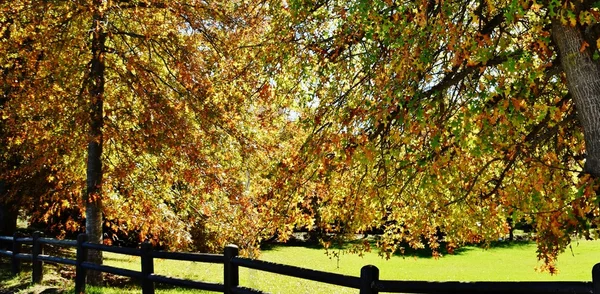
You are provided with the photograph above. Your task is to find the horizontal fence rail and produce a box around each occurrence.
[82,261,144,279]
[151,250,223,263]
[82,241,142,257]
[37,254,77,266]
[15,237,33,244]
[38,237,77,247]
[232,257,362,289]
[0,232,599,294]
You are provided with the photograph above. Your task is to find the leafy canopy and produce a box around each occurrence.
[2,0,600,272]
[263,0,600,272]
[0,0,296,254]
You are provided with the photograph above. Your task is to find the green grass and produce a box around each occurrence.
[0,262,73,293]
[96,239,600,293]
[3,239,600,293]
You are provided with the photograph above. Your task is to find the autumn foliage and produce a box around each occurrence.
[263,0,600,272]
[0,1,294,255]
[1,0,600,273]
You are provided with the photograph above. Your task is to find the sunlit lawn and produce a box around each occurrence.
[2,239,599,293]
[88,238,600,294]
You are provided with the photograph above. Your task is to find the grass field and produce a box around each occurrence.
[2,239,599,293]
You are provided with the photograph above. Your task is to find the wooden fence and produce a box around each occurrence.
[1,232,600,293]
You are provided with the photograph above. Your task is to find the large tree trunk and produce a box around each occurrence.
[552,21,600,178]
[85,1,106,285]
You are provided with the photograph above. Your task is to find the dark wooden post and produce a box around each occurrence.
[75,234,88,294]
[32,231,43,284]
[360,265,379,294]
[141,242,155,294]
[224,244,239,294]
[11,232,21,275]
[593,263,600,294]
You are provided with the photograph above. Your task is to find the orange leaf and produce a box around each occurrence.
[580,41,589,53]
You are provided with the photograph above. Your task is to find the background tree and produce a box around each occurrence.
[0,3,63,237]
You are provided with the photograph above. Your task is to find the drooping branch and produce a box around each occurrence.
[369,51,520,140]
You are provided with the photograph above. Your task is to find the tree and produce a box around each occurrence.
[0,4,59,237]
[1,0,293,279]
[264,0,600,271]
[5,0,599,274]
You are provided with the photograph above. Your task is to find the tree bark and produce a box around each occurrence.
[85,0,106,285]
[552,21,600,178]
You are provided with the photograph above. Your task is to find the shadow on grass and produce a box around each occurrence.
[392,239,535,259]
[0,261,32,294]
[486,239,534,248]
[0,260,76,294]
[66,275,217,294]
[261,237,535,260]
[260,240,324,252]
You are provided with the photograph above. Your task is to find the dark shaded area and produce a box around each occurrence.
[261,231,535,261]
[0,260,69,294]
[0,203,17,237]
[0,261,30,294]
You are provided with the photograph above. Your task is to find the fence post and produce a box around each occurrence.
[11,232,21,275]
[75,234,88,294]
[224,244,239,294]
[593,263,600,294]
[360,265,379,294]
[141,242,155,294]
[32,231,43,284]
